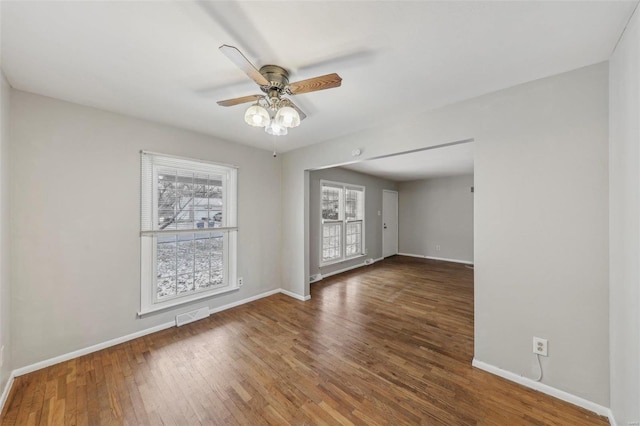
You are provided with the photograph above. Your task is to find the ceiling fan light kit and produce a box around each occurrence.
[265,120,288,136]
[244,104,270,127]
[217,44,342,137]
[275,106,301,128]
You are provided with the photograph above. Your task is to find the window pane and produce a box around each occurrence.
[322,223,342,262]
[157,235,177,278]
[345,188,364,221]
[156,231,227,301]
[177,274,195,295]
[207,180,223,226]
[157,168,224,231]
[194,236,212,272]
[157,276,176,299]
[322,186,342,220]
[194,233,224,290]
[346,222,362,257]
[194,173,215,228]
[157,233,180,299]
[177,236,195,275]
[158,169,177,230]
[208,234,225,288]
[175,170,195,229]
[158,209,176,230]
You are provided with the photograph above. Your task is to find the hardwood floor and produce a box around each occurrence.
[2,256,607,425]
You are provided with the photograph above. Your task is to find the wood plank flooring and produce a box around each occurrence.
[1,256,608,425]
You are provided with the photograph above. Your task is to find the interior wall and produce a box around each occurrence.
[609,4,640,425]
[308,167,398,278]
[9,90,283,369]
[398,174,474,263]
[0,71,12,391]
[282,63,609,406]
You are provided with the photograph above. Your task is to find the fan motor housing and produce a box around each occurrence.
[259,65,289,92]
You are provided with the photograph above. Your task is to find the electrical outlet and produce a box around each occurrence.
[0,345,4,367]
[237,277,243,287]
[533,337,548,356]
[436,245,441,251]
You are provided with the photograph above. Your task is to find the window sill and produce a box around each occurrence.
[319,253,366,268]
[138,285,239,317]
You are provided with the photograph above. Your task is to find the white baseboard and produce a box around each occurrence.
[12,320,176,377]
[472,358,614,423]
[316,256,384,281]
[279,288,311,301]
[10,288,289,380]
[209,289,281,315]
[323,264,359,279]
[398,252,474,265]
[0,373,15,415]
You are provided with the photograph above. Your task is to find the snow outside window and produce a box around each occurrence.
[140,152,238,315]
[320,181,365,265]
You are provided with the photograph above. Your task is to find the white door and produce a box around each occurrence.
[382,190,398,258]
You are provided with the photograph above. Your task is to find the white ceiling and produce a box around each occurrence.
[341,141,474,182]
[1,1,636,153]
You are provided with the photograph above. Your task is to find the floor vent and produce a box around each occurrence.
[176,307,210,327]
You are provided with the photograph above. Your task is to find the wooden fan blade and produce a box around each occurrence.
[217,94,263,107]
[287,100,307,121]
[287,73,342,95]
[219,44,269,87]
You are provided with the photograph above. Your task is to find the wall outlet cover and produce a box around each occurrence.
[533,337,548,356]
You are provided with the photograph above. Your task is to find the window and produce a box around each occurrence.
[320,181,365,265]
[140,152,237,314]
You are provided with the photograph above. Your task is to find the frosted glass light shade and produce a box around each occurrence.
[244,105,270,127]
[275,106,301,128]
[265,121,288,136]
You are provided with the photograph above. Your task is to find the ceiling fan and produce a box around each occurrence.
[217,44,343,136]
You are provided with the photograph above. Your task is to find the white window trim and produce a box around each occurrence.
[319,180,366,267]
[139,151,238,316]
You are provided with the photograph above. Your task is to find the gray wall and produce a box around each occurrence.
[609,5,640,425]
[398,174,473,263]
[0,72,12,391]
[282,63,609,406]
[9,90,282,369]
[474,64,608,406]
[309,167,397,278]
